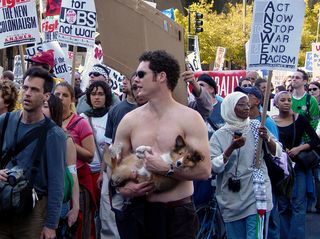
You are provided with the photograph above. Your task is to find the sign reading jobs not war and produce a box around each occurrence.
[0,0,41,48]
[58,0,96,48]
[247,0,305,71]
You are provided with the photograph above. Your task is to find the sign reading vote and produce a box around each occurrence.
[58,0,96,48]
[247,0,305,71]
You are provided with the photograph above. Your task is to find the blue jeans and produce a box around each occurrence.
[278,168,307,239]
[225,212,270,239]
[268,191,280,239]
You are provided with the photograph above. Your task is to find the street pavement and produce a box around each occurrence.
[306,212,320,239]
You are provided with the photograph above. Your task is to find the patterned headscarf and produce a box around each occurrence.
[221,91,250,132]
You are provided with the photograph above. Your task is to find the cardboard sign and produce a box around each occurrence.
[305,51,312,73]
[247,0,305,71]
[194,70,246,97]
[95,0,187,105]
[58,0,96,48]
[214,47,226,71]
[312,43,320,77]
[0,0,41,48]
[186,52,202,72]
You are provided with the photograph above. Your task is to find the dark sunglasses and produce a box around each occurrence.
[287,89,293,92]
[309,88,318,92]
[90,72,102,77]
[135,70,153,79]
[242,84,252,87]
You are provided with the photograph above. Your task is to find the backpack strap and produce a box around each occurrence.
[66,116,83,131]
[306,93,311,119]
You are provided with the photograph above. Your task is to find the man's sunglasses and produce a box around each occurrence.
[135,70,153,79]
[90,72,102,77]
[309,88,318,92]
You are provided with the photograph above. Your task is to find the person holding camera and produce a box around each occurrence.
[210,91,282,239]
[0,67,66,239]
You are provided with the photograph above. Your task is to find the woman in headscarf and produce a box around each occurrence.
[210,92,282,239]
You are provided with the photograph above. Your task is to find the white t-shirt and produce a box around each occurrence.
[81,113,109,173]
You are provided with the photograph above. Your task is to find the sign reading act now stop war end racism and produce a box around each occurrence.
[247,0,305,71]
[0,0,40,48]
[58,0,96,48]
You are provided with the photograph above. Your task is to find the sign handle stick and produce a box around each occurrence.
[255,70,273,168]
[71,46,77,88]
[19,45,26,75]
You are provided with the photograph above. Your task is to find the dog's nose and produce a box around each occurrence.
[176,161,182,167]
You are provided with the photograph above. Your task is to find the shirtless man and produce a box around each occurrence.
[114,50,211,238]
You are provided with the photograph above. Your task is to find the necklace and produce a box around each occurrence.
[63,112,73,121]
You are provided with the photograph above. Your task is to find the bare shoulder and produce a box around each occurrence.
[174,103,204,122]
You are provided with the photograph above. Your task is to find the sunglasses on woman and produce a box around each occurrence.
[308,88,319,92]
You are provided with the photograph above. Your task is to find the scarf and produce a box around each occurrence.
[220,92,250,133]
[84,107,109,118]
[250,119,267,239]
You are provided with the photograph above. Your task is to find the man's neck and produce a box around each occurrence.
[293,87,306,98]
[249,107,260,119]
[21,110,45,124]
[126,94,136,104]
[148,91,176,117]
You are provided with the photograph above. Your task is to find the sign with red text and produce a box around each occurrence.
[247,0,305,71]
[194,70,246,97]
[0,0,41,48]
[58,0,96,48]
[42,16,59,42]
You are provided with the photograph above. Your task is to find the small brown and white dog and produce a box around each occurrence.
[105,135,204,193]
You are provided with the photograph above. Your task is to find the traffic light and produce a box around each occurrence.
[195,12,203,33]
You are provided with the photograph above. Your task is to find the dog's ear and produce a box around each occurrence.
[175,135,186,149]
[192,151,204,162]
[105,144,122,169]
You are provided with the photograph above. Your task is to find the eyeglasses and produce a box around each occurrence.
[287,89,293,92]
[90,92,105,96]
[242,84,252,87]
[309,88,318,92]
[135,70,153,79]
[90,72,102,77]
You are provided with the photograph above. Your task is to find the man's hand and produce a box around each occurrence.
[119,181,154,198]
[67,207,79,227]
[40,227,56,239]
[181,71,202,97]
[0,169,8,181]
[144,150,170,174]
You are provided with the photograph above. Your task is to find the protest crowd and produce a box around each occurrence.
[0,0,320,239]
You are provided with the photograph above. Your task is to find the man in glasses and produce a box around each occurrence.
[112,50,211,239]
[77,63,120,114]
[238,77,253,88]
[291,69,319,131]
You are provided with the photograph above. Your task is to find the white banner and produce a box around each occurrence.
[214,47,226,71]
[247,0,305,71]
[0,0,41,48]
[312,43,320,77]
[58,0,96,48]
[42,16,59,42]
[43,41,71,83]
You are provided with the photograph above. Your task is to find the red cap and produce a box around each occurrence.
[28,50,55,68]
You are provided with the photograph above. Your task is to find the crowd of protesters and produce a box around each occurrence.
[0,49,319,239]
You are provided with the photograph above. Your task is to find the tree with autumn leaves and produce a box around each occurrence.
[175,0,320,69]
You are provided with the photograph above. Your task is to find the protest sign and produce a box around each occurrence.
[194,70,246,97]
[0,0,41,48]
[95,0,187,105]
[26,44,43,57]
[186,52,202,71]
[214,47,226,71]
[42,16,59,42]
[58,0,96,48]
[43,41,71,83]
[247,0,305,71]
[305,51,312,72]
[46,0,61,17]
[312,43,320,77]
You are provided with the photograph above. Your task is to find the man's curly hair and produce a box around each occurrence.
[0,80,18,112]
[139,50,180,91]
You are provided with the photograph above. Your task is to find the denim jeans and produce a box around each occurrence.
[268,191,280,239]
[278,168,307,239]
[225,212,270,239]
